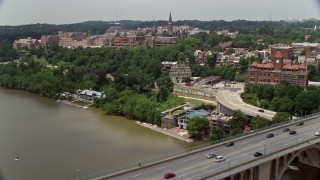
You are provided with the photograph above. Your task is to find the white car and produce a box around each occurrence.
[214,156,226,162]
[315,132,320,136]
[206,153,216,159]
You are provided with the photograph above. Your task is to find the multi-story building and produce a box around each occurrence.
[248,51,308,87]
[13,37,41,49]
[40,35,59,46]
[209,113,232,132]
[169,63,192,83]
[161,61,177,72]
[270,45,293,60]
[58,31,90,48]
[291,42,320,57]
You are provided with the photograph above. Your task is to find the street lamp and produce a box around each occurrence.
[305,111,307,118]
[186,139,192,154]
[270,142,272,155]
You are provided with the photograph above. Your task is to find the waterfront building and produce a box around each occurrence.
[77,89,105,101]
[209,112,232,132]
[177,109,210,129]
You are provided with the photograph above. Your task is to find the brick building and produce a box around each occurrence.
[40,35,59,46]
[58,31,90,48]
[13,37,41,49]
[270,46,293,60]
[248,51,308,87]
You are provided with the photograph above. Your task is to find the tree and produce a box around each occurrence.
[230,110,248,132]
[156,75,173,103]
[251,116,271,130]
[272,112,292,124]
[209,127,224,142]
[186,117,209,140]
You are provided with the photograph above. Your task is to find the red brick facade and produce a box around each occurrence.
[248,51,308,87]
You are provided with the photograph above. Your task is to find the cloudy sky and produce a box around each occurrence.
[0,0,319,25]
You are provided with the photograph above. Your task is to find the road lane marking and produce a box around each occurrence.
[202,166,210,170]
[132,174,142,177]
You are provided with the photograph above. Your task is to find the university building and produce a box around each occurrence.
[247,51,308,87]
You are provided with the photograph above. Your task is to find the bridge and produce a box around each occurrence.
[91,114,320,180]
[216,88,277,120]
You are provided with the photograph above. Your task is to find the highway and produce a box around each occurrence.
[216,89,276,120]
[96,116,320,180]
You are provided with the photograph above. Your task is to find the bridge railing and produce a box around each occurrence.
[75,112,320,180]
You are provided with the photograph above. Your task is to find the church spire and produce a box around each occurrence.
[168,12,173,34]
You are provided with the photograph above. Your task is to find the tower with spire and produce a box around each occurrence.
[168,12,173,34]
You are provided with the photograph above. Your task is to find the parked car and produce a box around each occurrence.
[206,153,216,159]
[258,109,264,113]
[214,156,226,162]
[266,133,274,138]
[226,142,234,147]
[282,128,290,132]
[164,173,176,179]
[315,132,320,136]
[254,152,263,157]
[296,122,304,126]
[289,130,297,135]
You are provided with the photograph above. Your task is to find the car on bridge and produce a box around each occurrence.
[283,128,290,132]
[296,122,304,126]
[254,152,263,157]
[164,172,176,179]
[289,130,297,135]
[315,132,320,136]
[266,133,274,138]
[258,109,264,113]
[226,142,234,147]
[206,153,216,159]
[214,156,226,162]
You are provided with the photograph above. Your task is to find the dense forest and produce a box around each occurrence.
[243,82,320,116]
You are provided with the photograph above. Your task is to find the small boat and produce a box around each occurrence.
[14,156,20,161]
[287,165,299,171]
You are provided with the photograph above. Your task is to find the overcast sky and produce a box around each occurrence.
[0,0,319,25]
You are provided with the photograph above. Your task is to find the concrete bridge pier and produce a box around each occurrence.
[217,102,234,116]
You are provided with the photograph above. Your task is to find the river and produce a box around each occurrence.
[0,88,197,180]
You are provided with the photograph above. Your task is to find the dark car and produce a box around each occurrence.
[266,133,274,138]
[254,152,263,157]
[296,122,304,126]
[226,142,234,147]
[283,128,290,132]
[164,173,176,179]
[258,109,264,113]
[289,130,297,135]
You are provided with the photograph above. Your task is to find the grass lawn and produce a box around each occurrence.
[32,55,48,65]
[182,97,212,106]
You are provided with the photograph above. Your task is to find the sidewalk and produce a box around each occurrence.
[135,121,192,142]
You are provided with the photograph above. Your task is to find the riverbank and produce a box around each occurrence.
[135,121,192,142]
